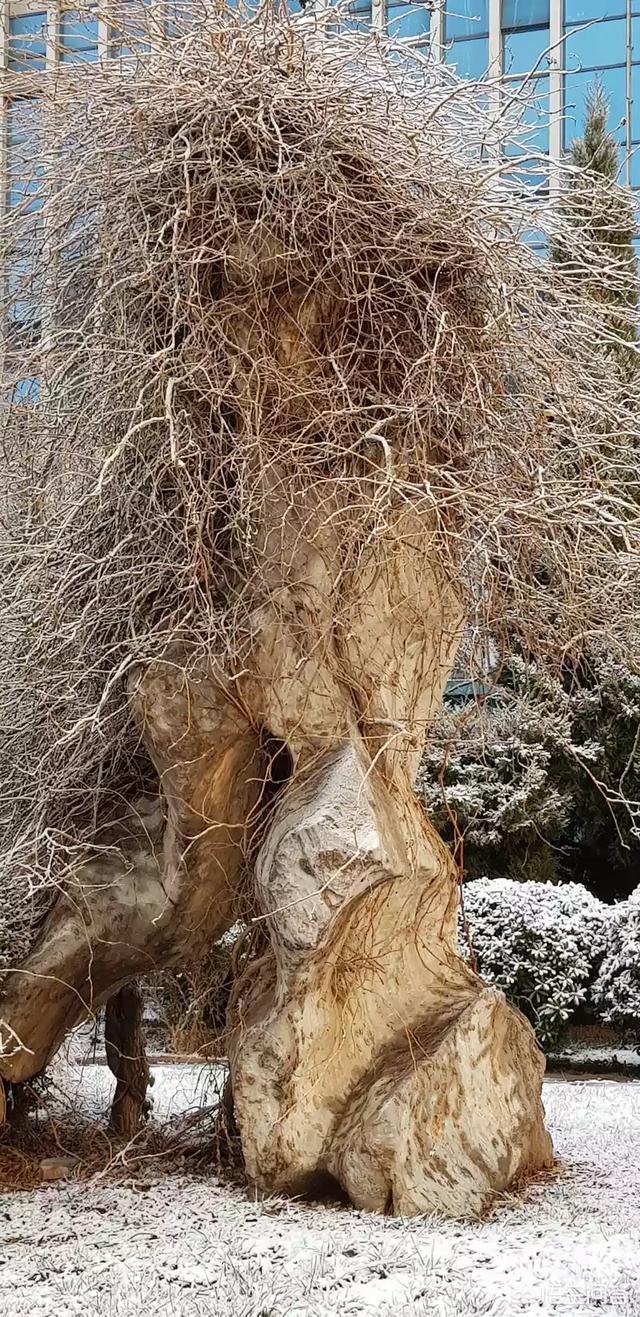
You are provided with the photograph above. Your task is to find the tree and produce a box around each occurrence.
[552,81,638,382]
[1,11,639,1217]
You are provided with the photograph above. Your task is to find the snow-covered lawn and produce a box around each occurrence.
[1,1068,639,1317]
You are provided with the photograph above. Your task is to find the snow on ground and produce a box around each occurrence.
[51,1059,228,1124]
[1,1068,639,1317]
[551,1045,640,1067]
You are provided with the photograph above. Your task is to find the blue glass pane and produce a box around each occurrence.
[564,0,624,20]
[563,66,627,148]
[10,378,41,406]
[388,2,430,39]
[505,160,549,189]
[521,225,549,251]
[503,27,550,75]
[8,13,47,71]
[445,33,489,75]
[502,0,549,28]
[564,17,626,71]
[634,15,640,52]
[60,13,99,62]
[337,0,373,30]
[630,151,640,185]
[116,0,155,55]
[632,64,640,141]
[443,0,488,40]
[446,34,489,76]
[504,75,550,153]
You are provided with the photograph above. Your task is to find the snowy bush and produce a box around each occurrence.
[417,653,640,900]
[417,662,575,886]
[592,887,640,1030]
[461,877,609,1046]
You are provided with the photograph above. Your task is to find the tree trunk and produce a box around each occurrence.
[105,982,150,1139]
[0,494,554,1216]
[0,668,268,1083]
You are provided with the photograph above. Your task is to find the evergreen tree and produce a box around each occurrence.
[553,82,639,381]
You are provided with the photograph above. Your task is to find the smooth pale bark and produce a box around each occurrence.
[225,511,553,1214]
[0,293,554,1214]
[0,666,267,1082]
[0,504,553,1215]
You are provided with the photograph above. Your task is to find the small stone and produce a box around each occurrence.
[39,1156,79,1182]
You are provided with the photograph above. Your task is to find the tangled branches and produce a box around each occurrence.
[0,6,639,963]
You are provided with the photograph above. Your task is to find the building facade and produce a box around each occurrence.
[1,0,638,404]
[2,1,639,176]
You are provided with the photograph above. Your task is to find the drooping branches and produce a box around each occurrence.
[0,10,637,1149]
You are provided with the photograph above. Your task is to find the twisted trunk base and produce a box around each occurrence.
[228,746,553,1217]
[0,505,553,1217]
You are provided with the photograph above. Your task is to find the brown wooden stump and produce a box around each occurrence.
[105,982,151,1139]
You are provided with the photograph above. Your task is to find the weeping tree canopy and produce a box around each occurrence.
[0,11,639,1212]
[1,7,639,967]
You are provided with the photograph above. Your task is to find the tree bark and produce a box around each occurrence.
[105,982,150,1139]
[0,496,554,1216]
[0,666,268,1083]
[225,501,553,1216]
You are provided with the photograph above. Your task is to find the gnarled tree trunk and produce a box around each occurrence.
[0,501,553,1214]
[0,376,553,1221]
[0,671,268,1083]
[105,982,150,1139]
[225,505,553,1216]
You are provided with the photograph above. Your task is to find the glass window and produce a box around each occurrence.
[8,13,47,71]
[444,0,488,40]
[504,76,550,153]
[564,0,624,21]
[563,66,627,148]
[563,18,626,71]
[446,34,489,77]
[632,64,640,141]
[60,12,100,63]
[503,27,550,75]
[9,378,41,406]
[115,0,158,56]
[388,2,430,39]
[504,158,549,189]
[502,0,549,28]
[521,224,549,252]
[633,15,640,56]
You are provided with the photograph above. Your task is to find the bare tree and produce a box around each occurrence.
[1,8,639,1215]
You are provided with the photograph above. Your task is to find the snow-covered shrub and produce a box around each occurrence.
[461,877,609,1046]
[417,653,640,901]
[417,659,587,887]
[592,887,640,1030]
